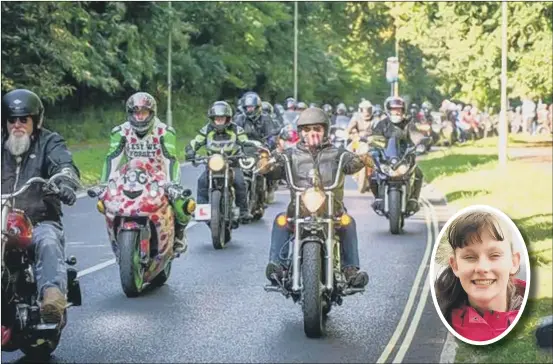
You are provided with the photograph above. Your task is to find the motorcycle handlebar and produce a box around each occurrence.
[1,171,80,201]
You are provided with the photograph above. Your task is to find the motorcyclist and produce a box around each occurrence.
[346,99,375,140]
[282,97,301,128]
[1,89,81,325]
[232,95,246,124]
[258,108,372,288]
[235,92,280,148]
[262,101,283,130]
[373,104,384,121]
[185,101,253,222]
[421,101,434,123]
[370,96,424,214]
[100,92,193,254]
[332,103,351,131]
[296,102,308,112]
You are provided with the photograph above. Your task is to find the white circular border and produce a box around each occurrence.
[428,204,532,346]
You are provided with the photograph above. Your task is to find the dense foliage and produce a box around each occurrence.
[2,1,551,134]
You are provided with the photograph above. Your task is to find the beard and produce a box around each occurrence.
[5,131,31,156]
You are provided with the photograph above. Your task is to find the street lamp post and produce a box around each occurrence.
[167,1,173,127]
[294,1,298,100]
[499,0,508,167]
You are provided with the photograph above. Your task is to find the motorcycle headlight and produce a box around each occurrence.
[149,181,159,198]
[208,154,225,172]
[301,188,326,213]
[396,163,410,176]
[416,144,426,154]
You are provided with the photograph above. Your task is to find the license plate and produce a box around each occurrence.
[194,204,211,221]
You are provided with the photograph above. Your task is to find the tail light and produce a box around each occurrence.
[6,210,33,249]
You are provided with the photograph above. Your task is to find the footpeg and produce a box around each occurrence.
[343,287,365,295]
[264,285,282,293]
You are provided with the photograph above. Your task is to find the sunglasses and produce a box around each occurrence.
[301,125,324,133]
[7,117,30,124]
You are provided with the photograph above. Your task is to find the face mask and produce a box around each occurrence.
[390,115,403,124]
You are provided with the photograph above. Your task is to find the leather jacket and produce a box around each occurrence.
[346,112,375,138]
[1,128,81,225]
[265,141,364,216]
[234,114,279,142]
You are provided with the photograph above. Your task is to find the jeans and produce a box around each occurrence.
[268,213,361,269]
[196,166,248,212]
[31,222,67,299]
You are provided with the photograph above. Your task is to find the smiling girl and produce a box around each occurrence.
[435,210,526,342]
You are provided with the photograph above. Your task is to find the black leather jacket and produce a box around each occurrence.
[234,114,279,142]
[1,128,81,225]
[265,141,364,216]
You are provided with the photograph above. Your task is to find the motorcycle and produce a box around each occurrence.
[259,153,365,338]
[371,135,431,234]
[87,159,194,297]
[2,171,82,358]
[240,141,271,221]
[346,138,372,193]
[192,148,247,249]
[413,120,436,153]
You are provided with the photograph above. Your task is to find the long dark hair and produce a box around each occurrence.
[435,211,517,324]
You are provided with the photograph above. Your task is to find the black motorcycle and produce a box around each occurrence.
[259,153,365,338]
[240,141,271,221]
[370,135,431,234]
[192,148,247,249]
[1,172,82,358]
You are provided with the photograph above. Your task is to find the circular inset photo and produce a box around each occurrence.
[429,204,531,345]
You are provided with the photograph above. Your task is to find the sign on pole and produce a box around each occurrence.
[386,57,399,83]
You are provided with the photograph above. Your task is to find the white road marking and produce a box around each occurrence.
[391,197,438,363]
[76,220,197,278]
[376,198,435,363]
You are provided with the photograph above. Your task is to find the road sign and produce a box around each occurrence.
[386,56,399,83]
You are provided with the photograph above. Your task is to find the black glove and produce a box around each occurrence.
[185,150,195,161]
[58,183,77,206]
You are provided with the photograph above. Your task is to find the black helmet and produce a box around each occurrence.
[243,92,262,120]
[261,101,274,115]
[208,101,233,132]
[126,92,157,134]
[274,103,285,116]
[2,89,45,135]
[373,104,383,116]
[336,103,347,115]
[296,107,330,139]
[384,96,406,114]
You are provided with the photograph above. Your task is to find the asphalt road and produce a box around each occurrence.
[3,164,450,363]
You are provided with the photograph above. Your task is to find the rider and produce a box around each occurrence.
[370,96,424,214]
[185,101,253,222]
[1,89,81,325]
[346,99,375,141]
[258,108,372,288]
[235,92,280,147]
[100,92,194,254]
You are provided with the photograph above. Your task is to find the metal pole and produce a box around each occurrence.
[394,18,399,97]
[167,1,173,127]
[294,1,298,100]
[499,0,508,167]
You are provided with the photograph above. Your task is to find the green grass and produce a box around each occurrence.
[420,136,553,363]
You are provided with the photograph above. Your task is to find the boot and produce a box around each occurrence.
[173,223,188,254]
[239,209,253,224]
[343,267,369,288]
[266,262,284,285]
[41,287,67,325]
[407,199,420,214]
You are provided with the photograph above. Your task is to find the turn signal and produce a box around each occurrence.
[339,213,352,226]
[276,214,288,227]
[96,200,105,214]
[185,199,196,215]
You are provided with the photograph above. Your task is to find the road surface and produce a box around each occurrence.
[3,164,451,363]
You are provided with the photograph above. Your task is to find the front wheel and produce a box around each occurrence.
[388,189,403,235]
[302,242,325,338]
[210,190,227,250]
[118,230,144,297]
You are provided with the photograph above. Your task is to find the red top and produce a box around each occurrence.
[451,278,526,342]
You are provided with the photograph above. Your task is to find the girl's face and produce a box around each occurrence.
[449,230,520,312]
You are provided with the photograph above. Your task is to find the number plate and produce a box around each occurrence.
[194,204,212,221]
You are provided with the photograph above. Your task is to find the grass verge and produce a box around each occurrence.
[419,135,552,363]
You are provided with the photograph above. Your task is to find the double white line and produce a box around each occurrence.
[376,197,439,363]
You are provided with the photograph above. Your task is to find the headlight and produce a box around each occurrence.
[396,163,410,175]
[416,144,426,153]
[380,164,409,177]
[301,188,326,213]
[208,154,225,172]
[149,181,159,198]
